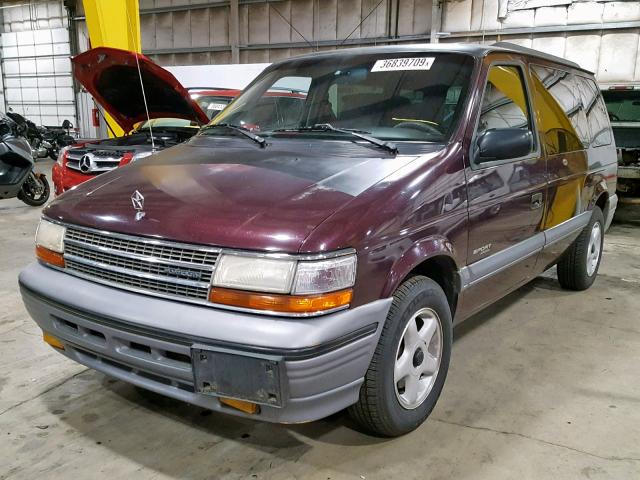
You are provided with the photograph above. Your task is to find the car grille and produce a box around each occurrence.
[66,149,130,174]
[63,226,220,302]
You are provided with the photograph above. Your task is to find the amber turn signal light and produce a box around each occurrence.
[43,332,65,350]
[209,288,353,314]
[36,245,65,267]
[219,397,259,414]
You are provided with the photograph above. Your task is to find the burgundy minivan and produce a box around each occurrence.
[20,43,617,436]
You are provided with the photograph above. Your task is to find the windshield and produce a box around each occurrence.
[208,53,474,143]
[135,118,200,130]
[602,90,640,122]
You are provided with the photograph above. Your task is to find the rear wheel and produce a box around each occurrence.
[348,276,452,437]
[557,207,604,291]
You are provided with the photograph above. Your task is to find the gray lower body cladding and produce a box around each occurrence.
[19,262,392,423]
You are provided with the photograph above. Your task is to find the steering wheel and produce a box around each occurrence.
[393,121,442,136]
[609,113,620,121]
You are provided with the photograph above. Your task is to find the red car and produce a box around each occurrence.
[52,47,224,195]
[189,88,242,119]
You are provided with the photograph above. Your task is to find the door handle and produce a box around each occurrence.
[531,193,543,210]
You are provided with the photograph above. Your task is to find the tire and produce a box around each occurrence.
[348,276,453,437]
[18,174,50,207]
[557,207,604,291]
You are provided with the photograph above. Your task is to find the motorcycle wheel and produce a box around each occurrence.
[18,173,50,207]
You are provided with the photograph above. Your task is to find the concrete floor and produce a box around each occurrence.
[1,160,639,479]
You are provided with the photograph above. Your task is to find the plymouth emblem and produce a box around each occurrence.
[131,190,146,221]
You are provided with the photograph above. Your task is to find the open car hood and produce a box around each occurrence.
[72,47,210,132]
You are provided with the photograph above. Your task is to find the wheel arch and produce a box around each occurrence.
[383,237,461,317]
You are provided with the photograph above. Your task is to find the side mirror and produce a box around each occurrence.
[476,128,533,163]
[62,119,73,129]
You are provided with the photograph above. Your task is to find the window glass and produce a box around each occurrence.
[582,78,612,147]
[531,65,594,151]
[530,65,583,155]
[477,65,534,154]
[602,89,640,122]
[210,53,475,142]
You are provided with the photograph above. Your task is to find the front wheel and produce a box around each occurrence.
[348,276,452,437]
[557,207,604,291]
[18,173,50,206]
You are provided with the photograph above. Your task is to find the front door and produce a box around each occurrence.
[461,61,547,317]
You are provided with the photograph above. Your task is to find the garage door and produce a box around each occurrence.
[1,26,76,128]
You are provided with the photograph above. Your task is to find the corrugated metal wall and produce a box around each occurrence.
[139,0,433,66]
[0,0,76,127]
[137,0,640,85]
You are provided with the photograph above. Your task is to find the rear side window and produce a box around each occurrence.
[531,65,611,151]
[529,66,583,155]
[582,79,613,147]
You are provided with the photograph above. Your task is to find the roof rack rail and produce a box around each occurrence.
[492,41,583,70]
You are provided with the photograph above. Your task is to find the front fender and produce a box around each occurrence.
[382,235,459,298]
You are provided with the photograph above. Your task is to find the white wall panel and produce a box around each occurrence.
[567,2,604,24]
[535,6,568,25]
[603,2,640,23]
[532,34,566,57]
[502,8,535,27]
[598,32,639,82]
[443,0,473,32]
[565,33,601,73]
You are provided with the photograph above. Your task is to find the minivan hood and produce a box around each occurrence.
[72,47,209,132]
[46,138,439,252]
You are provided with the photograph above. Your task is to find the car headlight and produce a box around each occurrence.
[212,254,297,293]
[35,219,66,267]
[209,252,357,315]
[132,151,154,161]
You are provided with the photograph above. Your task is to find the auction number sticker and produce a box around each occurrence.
[371,57,435,72]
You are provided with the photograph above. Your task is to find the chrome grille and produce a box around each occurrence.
[66,149,129,174]
[63,226,220,302]
[65,228,218,266]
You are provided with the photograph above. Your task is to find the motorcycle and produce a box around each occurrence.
[0,112,50,206]
[41,119,76,159]
[5,111,74,161]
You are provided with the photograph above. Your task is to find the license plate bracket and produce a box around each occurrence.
[191,345,287,407]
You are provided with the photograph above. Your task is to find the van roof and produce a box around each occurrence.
[273,41,588,74]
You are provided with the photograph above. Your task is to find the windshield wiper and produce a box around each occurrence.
[274,123,398,155]
[201,123,267,148]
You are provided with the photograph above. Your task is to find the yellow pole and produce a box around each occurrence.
[82,0,141,136]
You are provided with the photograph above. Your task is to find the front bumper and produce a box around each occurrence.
[19,262,391,423]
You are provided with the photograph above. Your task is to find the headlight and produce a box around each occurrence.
[35,219,66,267]
[209,251,357,315]
[212,254,296,293]
[132,151,154,161]
[35,219,65,253]
[292,255,357,294]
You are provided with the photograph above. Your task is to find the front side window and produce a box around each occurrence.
[474,65,535,162]
[209,53,475,143]
[478,65,532,134]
